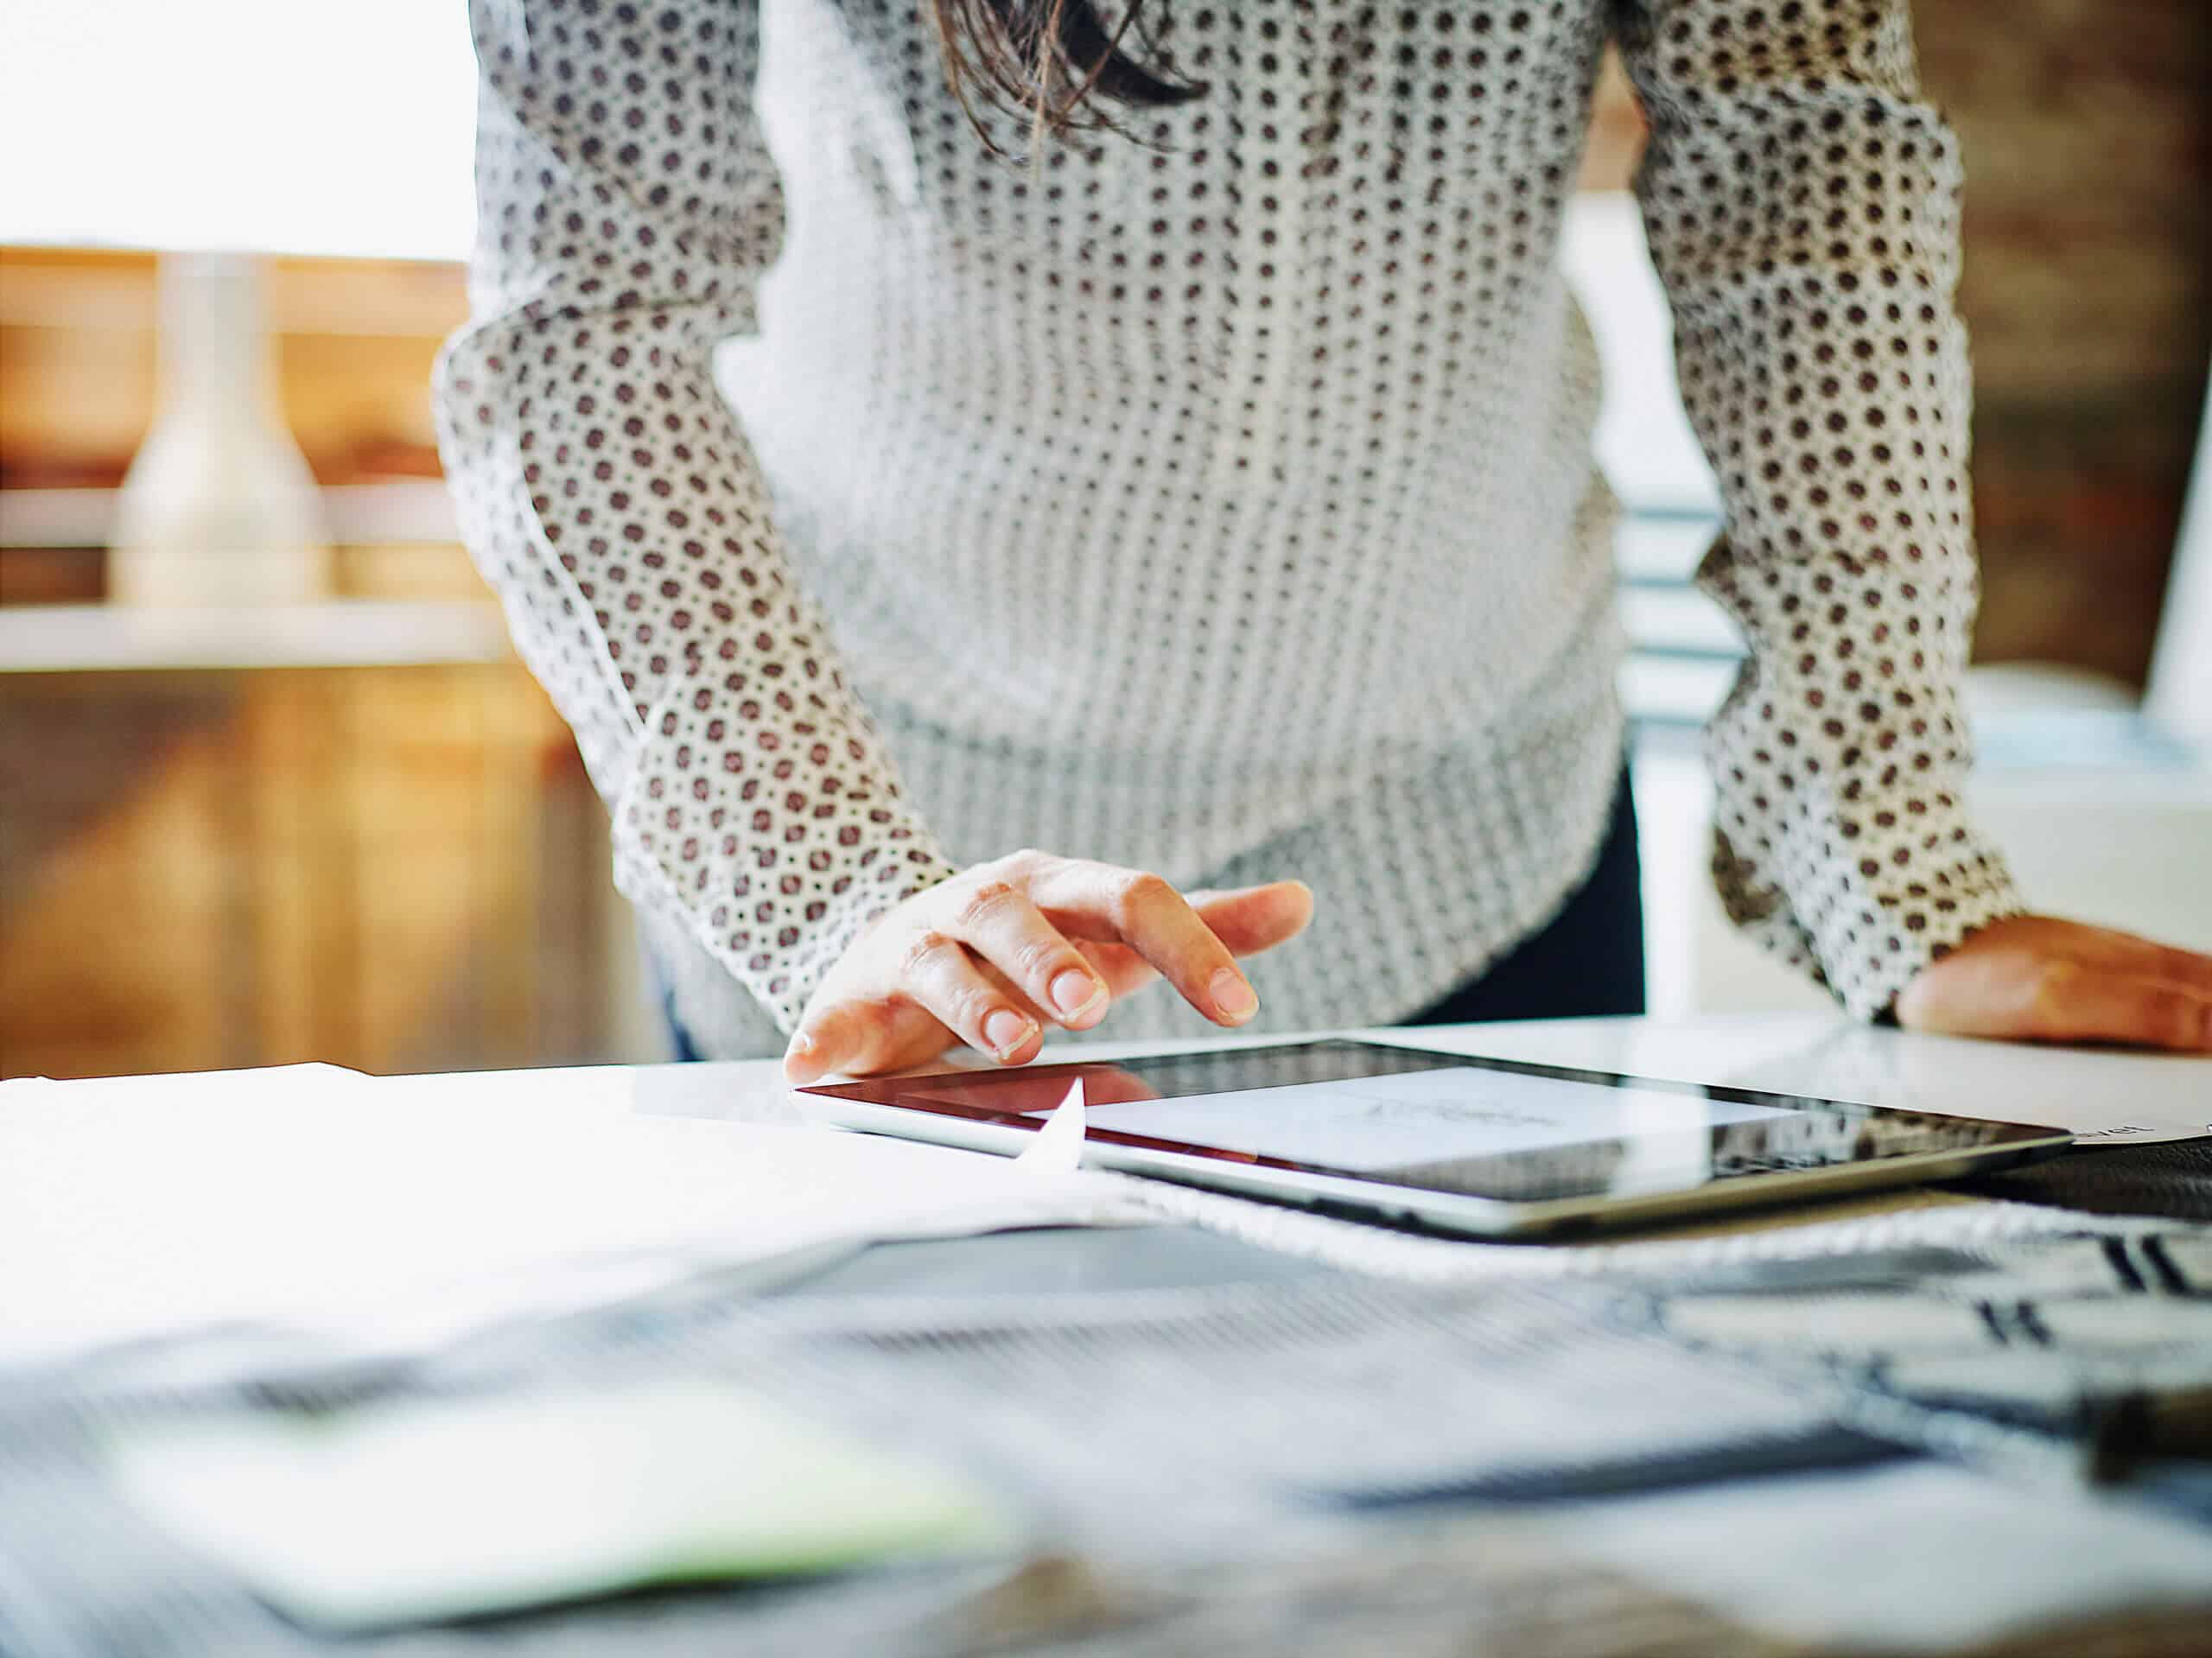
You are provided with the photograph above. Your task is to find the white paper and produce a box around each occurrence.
[1015,1078,1090,1175]
[0,1067,1152,1372]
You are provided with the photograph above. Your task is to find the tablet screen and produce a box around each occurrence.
[828,1040,2039,1205]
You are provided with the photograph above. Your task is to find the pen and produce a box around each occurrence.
[2088,1384,2212,1483]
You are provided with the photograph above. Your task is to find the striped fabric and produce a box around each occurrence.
[3,1166,2209,1653]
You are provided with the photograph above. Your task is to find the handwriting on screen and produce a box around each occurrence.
[1058,1068,1794,1172]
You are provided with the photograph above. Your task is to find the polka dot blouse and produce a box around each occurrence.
[435,0,2024,1053]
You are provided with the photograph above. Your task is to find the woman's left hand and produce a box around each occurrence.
[1896,915,2212,1051]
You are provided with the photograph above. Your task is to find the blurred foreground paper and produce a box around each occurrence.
[105,1381,1012,1630]
[0,1068,1152,1371]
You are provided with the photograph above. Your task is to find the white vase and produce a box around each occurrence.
[109,251,330,607]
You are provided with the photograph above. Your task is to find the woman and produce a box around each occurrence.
[437,0,2212,1077]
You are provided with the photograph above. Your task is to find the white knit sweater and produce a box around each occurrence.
[436,0,2024,1058]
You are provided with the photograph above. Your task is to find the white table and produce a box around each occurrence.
[6,1016,2210,1652]
[6,1013,2208,1362]
[308,1010,2212,1136]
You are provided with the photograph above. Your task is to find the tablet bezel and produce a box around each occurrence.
[795,1037,2073,1239]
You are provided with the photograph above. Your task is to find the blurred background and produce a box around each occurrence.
[2,1,2208,1080]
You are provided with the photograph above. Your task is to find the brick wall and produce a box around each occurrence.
[1922,0,2212,683]
[1587,3,2212,687]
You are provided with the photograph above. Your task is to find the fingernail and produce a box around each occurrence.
[1211,968,1258,1022]
[1051,969,1105,1020]
[984,1007,1036,1058]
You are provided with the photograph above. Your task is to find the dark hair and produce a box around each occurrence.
[925,0,1204,153]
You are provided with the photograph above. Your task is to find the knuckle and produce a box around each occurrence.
[1116,870,1173,920]
[2029,958,2081,1025]
[954,880,1021,931]
[900,928,958,977]
[2146,989,2195,1046]
[2163,950,2212,996]
[985,848,1046,883]
[1014,937,1071,983]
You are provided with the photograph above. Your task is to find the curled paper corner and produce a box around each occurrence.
[1016,1077,1088,1176]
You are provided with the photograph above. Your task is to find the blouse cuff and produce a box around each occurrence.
[1793,791,2027,1022]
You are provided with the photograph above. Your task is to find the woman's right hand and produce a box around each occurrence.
[782,849,1314,1082]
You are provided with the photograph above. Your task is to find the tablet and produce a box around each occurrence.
[798,1039,2072,1239]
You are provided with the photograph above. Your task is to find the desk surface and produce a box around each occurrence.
[6,1013,2209,1368]
[238,1010,2209,1139]
[6,1016,2210,1655]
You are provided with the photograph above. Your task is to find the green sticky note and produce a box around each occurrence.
[104,1380,1014,1631]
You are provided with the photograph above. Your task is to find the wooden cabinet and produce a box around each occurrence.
[0,654,657,1079]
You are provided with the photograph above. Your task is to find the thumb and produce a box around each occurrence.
[785,999,948,1082]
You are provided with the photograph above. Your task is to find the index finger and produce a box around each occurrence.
[2065,924,2212,995]
[2010,962,2212,1053]
[2141,941,2212,997]
[1023,859,1258,1026]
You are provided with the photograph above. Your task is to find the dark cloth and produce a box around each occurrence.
[664,973,706,1064]
[1961,1140,2212,1224]
[1402,766,1646,1026]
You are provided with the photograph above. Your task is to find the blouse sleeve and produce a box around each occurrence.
[434,0,956,1032]
[1613,0,2025,1017]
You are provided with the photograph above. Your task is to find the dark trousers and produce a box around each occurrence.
[1401,768,1646,1026]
